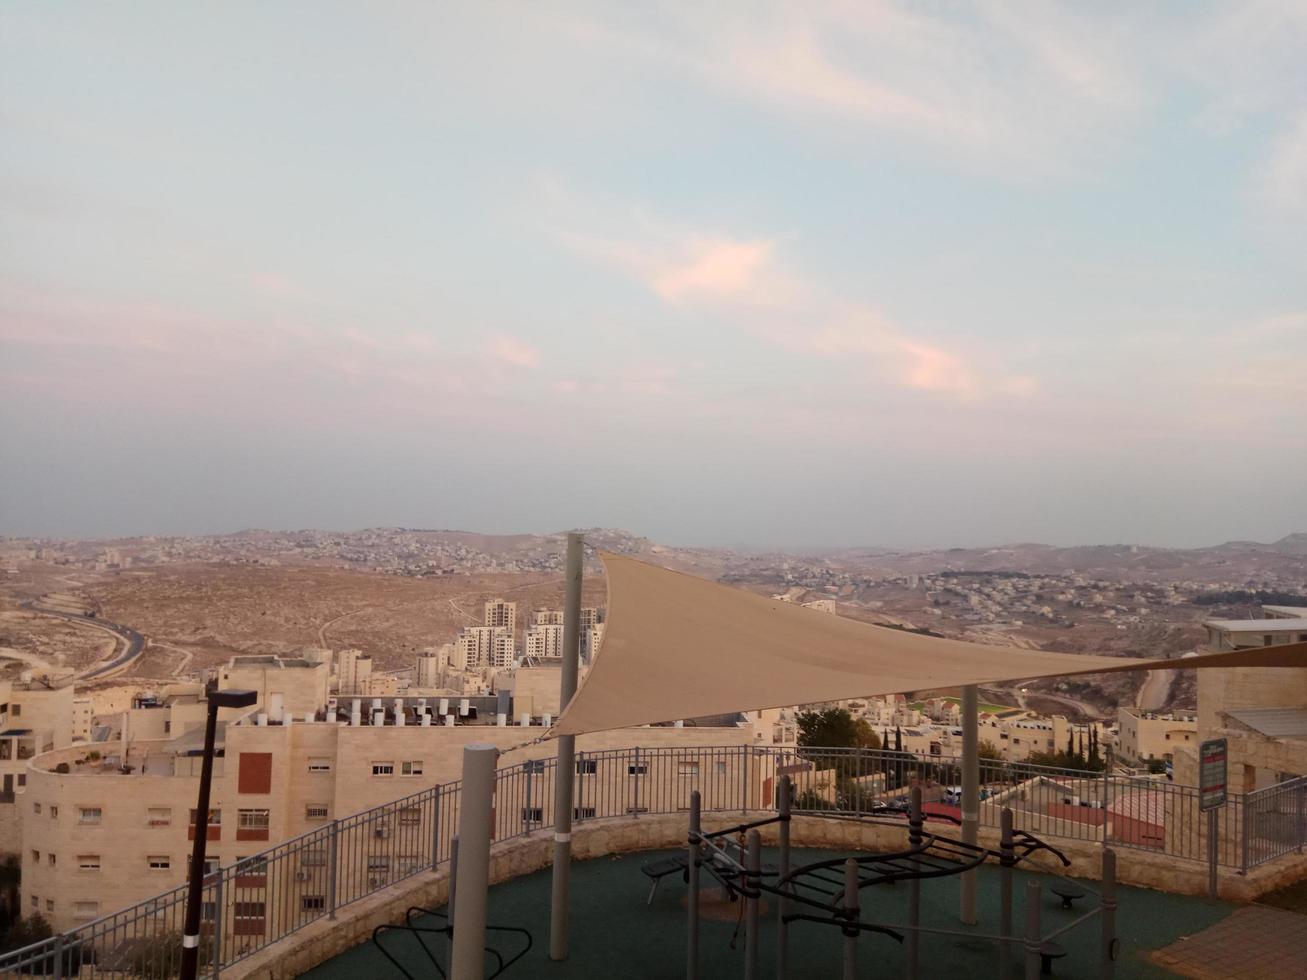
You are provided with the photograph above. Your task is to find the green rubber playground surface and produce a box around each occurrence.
[300,847,1234,979]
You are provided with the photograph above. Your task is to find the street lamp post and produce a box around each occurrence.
[180,688,257,980]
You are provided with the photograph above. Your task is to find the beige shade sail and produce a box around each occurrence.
[551,554,1307,737]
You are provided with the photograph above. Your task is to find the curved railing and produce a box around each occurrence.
[0,744,1299,977]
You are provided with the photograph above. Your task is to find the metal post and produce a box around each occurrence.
[430,786,442,872]
[776,775,791,980]
[999,808,1014,977]
[451,744,499,980]
[1100,848,1117,980]
[842,858,859,980]
[549,532,583,961]
[908,785,922,980]
[1024,880,1042,980]
[212,871,225,978]
[1208,808,1218,899]
[447,837,459,978]
[687,790,702,980]
[741,745,749,813]
[744,830,761,980]
[960,685,979,925]
[52,933,63,980]
[632,746,641,818]
[327,819,340,919]
[181,699,219,980]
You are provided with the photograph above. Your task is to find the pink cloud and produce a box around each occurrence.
[652,239,774,302]
[489,335,541,368]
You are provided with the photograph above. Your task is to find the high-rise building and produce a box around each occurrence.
[336,649,372,695]
[484,599,517,635]
[415,648,445,689]
[452,627,514,671]
[523,623,564,659]
[581,623,604,665]
[533,609,563,626]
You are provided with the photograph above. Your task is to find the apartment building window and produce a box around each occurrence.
[29,895,36,909]
[32,802,40,815]
[396,855,423,875]
[49,805,57,819]
[189,855,221,876]
[367,855,390,872]
[302,896,325,912]
[521,807,544,823]
[398,806,421,826]
[302,849,327,867]
[30,850,38,864]
[678,762,699,777]
[47,854,55,867]
[11,705,19,717]
[238,809,270,830]
[77,855,100,871]
[573,806,596,820]
[74,901,99,920]
[234,902,266,920]
[714,761,728,775]
[576,759,597,775]
[190,808,221,826]
[148,856,171,871]
[236,855,268,876]
[45,900,53,913]
[524,759,546,775]
[148,807,172,827]
[305,804,329,820]
[308,758,332,773]
[628,764,648,775]
[401,760,423,777]
[372,762,395,777]
[79,806,102,824]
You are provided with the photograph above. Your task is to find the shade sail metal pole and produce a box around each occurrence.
[1100,848,1117,980]
[744,830,761,980]
[451,745,498,980]
[549,532,583,961]
[960,684,979,925]
[842,858,859,980]
[1024,880,1042,980]
[687,790,702,980]
[776,775,791,980]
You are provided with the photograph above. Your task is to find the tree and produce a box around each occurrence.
[796,708,877,751]
[978,740,1003,761]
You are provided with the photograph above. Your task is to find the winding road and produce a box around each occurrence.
[19,602,146,681]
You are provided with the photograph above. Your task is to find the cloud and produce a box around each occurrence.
[489,335,541,368]
[651,239,774,303]
[1257,111,1307,215]
[560,1,1150,175]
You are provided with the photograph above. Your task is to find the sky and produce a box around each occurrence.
[1,1,1305,549]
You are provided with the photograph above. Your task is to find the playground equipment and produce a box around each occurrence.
[372,837,533,980]
[678,776,1119,980]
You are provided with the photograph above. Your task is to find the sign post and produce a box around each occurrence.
[1199,738,1228,900]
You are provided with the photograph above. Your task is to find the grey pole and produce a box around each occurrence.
[447,836,459,977]
[907,785,923,980]
[549,532,584,961]
[776,775,791,980]
[960,685,979,925]
[842,858,859,980]
[1207,808,1219,899]
[687,790,702,980]
[999,808,1015,977]
[1100,847,1117,980]
[1024,880,1042,980]
[451,744,499,980]
[745,830,761,980]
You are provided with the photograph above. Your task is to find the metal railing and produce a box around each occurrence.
[1,744,1303,977]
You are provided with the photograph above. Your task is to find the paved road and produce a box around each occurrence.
[1136,667,1176,712]
[20,603,146,680]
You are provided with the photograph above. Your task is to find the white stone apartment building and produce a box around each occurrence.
[483,599,517,634]
[1116,706,1197,766]
[452,627,515,671]
[335,649,372,695]
[21,686,754,932]
[1189,607,1307,791]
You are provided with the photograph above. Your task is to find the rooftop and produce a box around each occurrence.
[1203,618,1307,632]
[1227,707,1307,739]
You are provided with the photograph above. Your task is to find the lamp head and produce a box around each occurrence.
[211,689,258,709]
